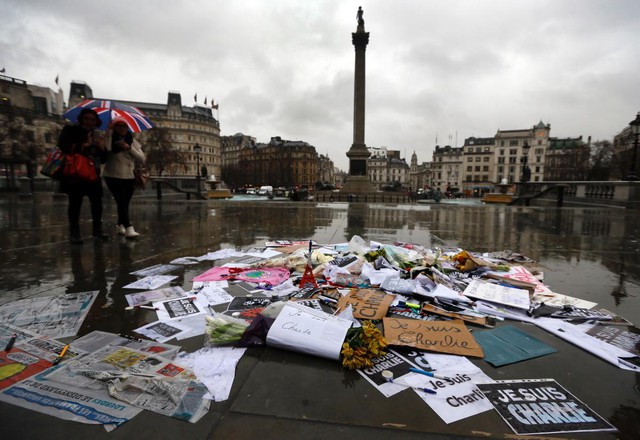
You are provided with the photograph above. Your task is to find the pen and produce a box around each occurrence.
[410,367,450,380]
[53,344,70,365]
[125,305,160,311]
[4,333,17,352]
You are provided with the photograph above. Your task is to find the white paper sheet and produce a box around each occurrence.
[266,302,352,360]
[463,280,530,310]
[125,286,186,307]
[134,320,192,343]
[123,275,178,290]
[177,346,246,402]
[404,353,494,424]
[533,317,640,372]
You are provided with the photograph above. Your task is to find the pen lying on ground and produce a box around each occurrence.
[52,344,70,365]
[382,370,437,395]
[125,305,160,311]
[4,333,17,352]
[409,367,450,380]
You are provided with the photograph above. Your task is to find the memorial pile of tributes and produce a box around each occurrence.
[1,235,636,435]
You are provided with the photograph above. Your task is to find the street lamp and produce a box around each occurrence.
[520,141,531,184]
[194,143,202,192]
[624,112,640,181]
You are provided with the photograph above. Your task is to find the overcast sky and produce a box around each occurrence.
[2,0,639,170]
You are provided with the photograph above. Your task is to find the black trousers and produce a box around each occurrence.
[105,177,135,228]
[66,180,104,235]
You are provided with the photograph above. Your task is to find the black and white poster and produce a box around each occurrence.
[477,379,617,435]
[153,298,206,321]
[227,296,273,311]
[586,325,640,356]
[356,349,418,397]
[135,321,191,343]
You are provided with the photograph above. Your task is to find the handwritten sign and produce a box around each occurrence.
[383,318,484,358]
[337,289,395,320]
[266,302,352,360]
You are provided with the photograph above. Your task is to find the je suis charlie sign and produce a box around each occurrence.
[476,379,616,435]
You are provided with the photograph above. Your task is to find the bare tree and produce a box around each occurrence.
[143,127,185,176]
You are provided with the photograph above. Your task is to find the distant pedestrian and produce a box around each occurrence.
[103,117,145,239]
[57,108,108,244]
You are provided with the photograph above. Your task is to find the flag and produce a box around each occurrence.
[194,93,197,103]
[55,74,59,85]
[204,96,207,105]
[212,100,219,110]
[0,67,5,73]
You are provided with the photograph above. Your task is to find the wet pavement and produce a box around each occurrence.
[0,193,639,439]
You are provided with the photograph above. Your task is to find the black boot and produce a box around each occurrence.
[70,231,83,245]
[92,221,110,241]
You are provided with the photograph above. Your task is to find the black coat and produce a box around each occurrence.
[57,124,107,195]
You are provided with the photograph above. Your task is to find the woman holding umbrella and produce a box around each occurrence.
[103,116,145,239]
[58,108,109,244]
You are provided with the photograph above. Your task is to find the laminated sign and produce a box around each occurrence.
[476,379,617,435]
[383,318,484,358]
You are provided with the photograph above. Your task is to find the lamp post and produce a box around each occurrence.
[194,143,202,192]
[520,141,531,184]
[624,112,640,181]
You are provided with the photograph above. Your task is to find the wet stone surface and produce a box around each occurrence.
[0,194,638,439]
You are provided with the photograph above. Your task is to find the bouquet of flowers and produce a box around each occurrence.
[340,321,388,370]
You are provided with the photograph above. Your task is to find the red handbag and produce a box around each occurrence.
[62,152,98,182]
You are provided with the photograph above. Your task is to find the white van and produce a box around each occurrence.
[258,185,273,196]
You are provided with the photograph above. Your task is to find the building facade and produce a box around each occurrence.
[0,74,65,187]
[494,121,550,184]
[545,136,590,181]
[366,148,409,190]
[431,145,463,192]
[461,137,495,197]
[238,136,318,188]
[409,151,432,191]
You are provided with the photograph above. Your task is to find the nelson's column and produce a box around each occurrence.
[342,6,375,194]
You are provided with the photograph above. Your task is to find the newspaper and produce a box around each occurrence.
[130,264,181,277]
[71,331,180,359]
[0,291,98,338]
[107,376,210,422]
[125,286,187,307]
[45,345,210,423]
[0,372,142,431]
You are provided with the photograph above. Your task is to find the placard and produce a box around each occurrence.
[585,325,640,356]
[266,302,352,360]
[337,288,395,319]
[383,317,484,358]
[476,379,617,435]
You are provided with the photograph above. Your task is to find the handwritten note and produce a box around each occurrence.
[383,318,484,358]
[266,302,352,360]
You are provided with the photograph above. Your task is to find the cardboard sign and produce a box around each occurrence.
[477,379,616,435]
[421,303,489,327]
[337,289,395,320]
[383,317,484,358]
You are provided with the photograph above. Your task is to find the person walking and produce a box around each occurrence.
[103,117,145,239]
[57,108,108,245]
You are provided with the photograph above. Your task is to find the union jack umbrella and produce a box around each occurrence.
[63,99,154,133]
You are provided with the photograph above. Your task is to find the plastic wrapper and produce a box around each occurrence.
[204,314,249,346]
